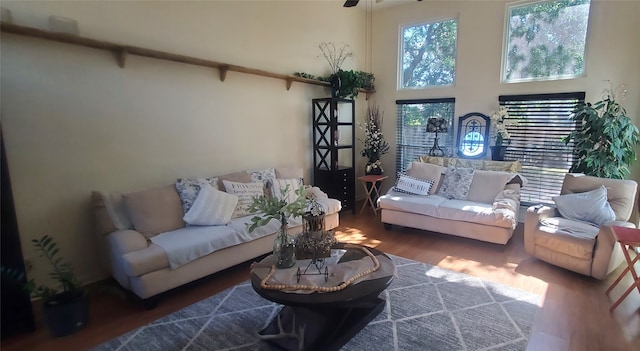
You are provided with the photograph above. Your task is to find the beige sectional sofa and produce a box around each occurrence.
[92,167,340,303]
[378,157,523,245]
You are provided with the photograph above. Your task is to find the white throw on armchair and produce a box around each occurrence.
[524,173,638,279]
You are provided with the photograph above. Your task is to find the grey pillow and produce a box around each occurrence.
[437,167,475,200]
[553,185,616,226]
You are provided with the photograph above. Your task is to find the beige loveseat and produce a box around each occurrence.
[378,157,523,245]
[92,167,340,303]
[524,173,638,279]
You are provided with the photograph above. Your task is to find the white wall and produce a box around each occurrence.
[372,0,640,189]
[1,1,367,286]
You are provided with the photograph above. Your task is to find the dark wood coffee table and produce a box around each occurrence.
[250,243,394,351]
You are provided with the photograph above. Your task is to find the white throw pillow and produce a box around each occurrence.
[437,167,475,200]
[183,184,238,225]
[394,173,434,195]
[222,180,265,218]
[272,178,304,203]
[553,185,616,226]
[175,177,219,213]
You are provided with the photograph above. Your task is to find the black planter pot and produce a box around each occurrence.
[329,74,341,99]
[490,146,508,161]
[42,293,89,337]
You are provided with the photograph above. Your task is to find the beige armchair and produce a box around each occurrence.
[524,173,638,279]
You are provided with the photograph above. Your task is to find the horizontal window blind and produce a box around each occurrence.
[396,99,455,174]
[499,92,585,205]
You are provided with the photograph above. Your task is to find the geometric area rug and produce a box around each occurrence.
[93,255,541,351]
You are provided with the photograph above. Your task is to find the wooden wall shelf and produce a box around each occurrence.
[0,23,374,98]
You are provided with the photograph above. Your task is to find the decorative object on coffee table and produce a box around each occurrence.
[251,243,394,351]
[248,185,308,269]
[296,198,335,260]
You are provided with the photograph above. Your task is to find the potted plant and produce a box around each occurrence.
[2,235,88,337]
[359,105,390,175]
[489,107,515,161]
[318,42,374,99]
[562,84,639,179]
[247,185,308,268]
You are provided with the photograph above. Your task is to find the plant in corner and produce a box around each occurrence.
[562,83,639,179]
[1,235,88,337]
[247,185,308,268]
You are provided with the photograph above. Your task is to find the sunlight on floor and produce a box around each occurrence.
[334,226,382,247]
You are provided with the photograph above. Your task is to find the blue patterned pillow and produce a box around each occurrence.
[437,167,475,200]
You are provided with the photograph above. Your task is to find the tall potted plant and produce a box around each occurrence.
[562,85,639,179]
[359,105,390,175]
[2,235,88,337]
[489,107,515,161]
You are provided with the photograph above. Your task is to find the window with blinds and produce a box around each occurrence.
[499,92,585,205]
[396,98,455,173]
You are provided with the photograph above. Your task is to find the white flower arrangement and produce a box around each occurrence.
[489,107,516,146]
[359,106,389,163]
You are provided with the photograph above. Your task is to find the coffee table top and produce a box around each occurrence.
[250,243,394,307]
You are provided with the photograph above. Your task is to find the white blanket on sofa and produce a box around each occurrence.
[151,216,281,269]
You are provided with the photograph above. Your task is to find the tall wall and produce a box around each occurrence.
[372,0,640,191]
[0,1,367,285]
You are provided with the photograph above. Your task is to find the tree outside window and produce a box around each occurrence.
[400,19,458,89]
[503,0,591,82]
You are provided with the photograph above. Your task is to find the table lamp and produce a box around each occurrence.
[427,117,448,156]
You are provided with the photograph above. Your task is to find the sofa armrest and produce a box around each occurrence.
[106,229,149,256]
[524,205,558,255]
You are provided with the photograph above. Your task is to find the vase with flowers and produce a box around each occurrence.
[489,107,515,161]
[247,185,308,268]
[359,106,390,175]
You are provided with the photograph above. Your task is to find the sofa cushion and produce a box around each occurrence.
[467,170,515,204]
[438,167,475,200]
[553,186,616,226]
[123,185,185,239]
[535,218,597,260]
[394,173,434,195]
[183,184,238,226]
[272,178,304,203]
[222,180,265,218]
[218,171,253,192]
[378,191,448,217]
[175,177,219,213]
[437,199,516,229]
[406,162,445,195]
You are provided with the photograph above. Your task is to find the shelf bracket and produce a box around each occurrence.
[286,78,293,91]
[114,48,127,68]
[219,65,229,82]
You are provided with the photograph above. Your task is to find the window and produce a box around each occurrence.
[396,98,455,172]
[400,19,458,89]
[499,92,585,205]
[503,0,591,82]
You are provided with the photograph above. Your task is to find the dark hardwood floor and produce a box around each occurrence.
[2,208,639,351]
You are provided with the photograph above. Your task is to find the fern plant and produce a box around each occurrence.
[563,94,639,179]
[2,235,84,305]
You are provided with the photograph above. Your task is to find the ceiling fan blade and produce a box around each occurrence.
[344,0,359,8]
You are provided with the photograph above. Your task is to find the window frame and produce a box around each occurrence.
[501,0,592,83]
[398,17,459,90]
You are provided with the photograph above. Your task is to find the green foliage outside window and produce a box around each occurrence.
[401,19,457,88]
[504,0,590,82]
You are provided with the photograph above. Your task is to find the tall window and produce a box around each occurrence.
[396,99,455,172]
[500,92,585,205]
[503,0,591,83]
[400,19,458,89]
